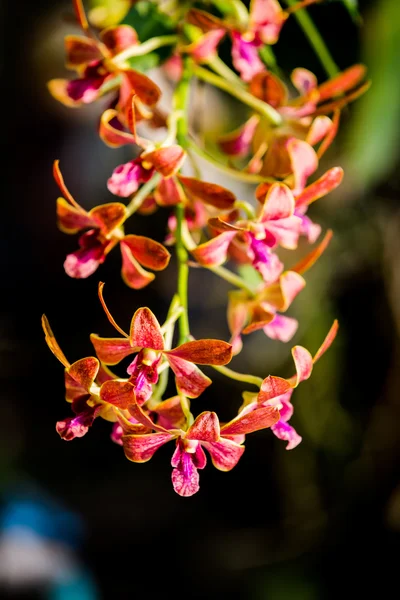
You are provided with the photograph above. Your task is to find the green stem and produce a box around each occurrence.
[112,34,179,65]
[212,365,263,387]
[284,0,339,78]
[175,58,192,345]
[125,173,161,218]
[193,65,283,126]
[188,140,275,184]
[208,265,257,295]
[207,56,245,87]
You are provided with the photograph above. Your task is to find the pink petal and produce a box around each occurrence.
[100,25,138,55]
[221,405,280,435]
[306,116,333,146]
[187,29,226,61]
[250,0,286,44]
[64,230,110,279]
[99,109,136,148]
[219,115,260,156]
[154,177,184,207]
[259,182,295,221]
[142,146,186,178]
[90,334,137,365]
[166,339,232,365]
[317,64,366,102]
[297,214,322,243]
[129,307,164,350]
[287,346,313,387]
[121,235,171,271]
[231,32,265,83]
[191,231,237,266]
[202,438,245,471]
[271,420,302,450]
[264,216,303,250]
[123,432,174,462]
[287,139,318,195]
[186,411,220,443]
[280,270,306,309]
[291,68,318,95]
[263,314,298,342]
[107,159,152,198]
[171,444,201,497]
[120,242,156,289]
[166,355,212,398]
[153,396,186,430]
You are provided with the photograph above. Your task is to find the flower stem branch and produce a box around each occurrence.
[212,365,263,387]
[284,0,339,78]
[112,34,179,65]
[126,173,161,218]
[208,265,257,295]
[193,65,283,126]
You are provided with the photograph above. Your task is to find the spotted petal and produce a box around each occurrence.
[64,35,103,69]
[57,198,94,234]
[142,146,186,178]
[68,357,99,392]
[186,411,220,443]
[90,334,137,364]
[166,339,232,365]
[129,307,164,350]
[191,231,237,266]
[178,176,236,210]
[202,438,245,471]
[120,242,156,289]
[100,380,135,409]
[123,431,175,462]
[221,405,280,435]
[122,235,171,271]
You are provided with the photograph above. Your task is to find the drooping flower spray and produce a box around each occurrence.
[43,0,368,496]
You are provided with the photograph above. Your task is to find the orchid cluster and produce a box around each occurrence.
[43,0,367,496]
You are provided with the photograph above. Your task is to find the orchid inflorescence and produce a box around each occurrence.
[43,0,367,496]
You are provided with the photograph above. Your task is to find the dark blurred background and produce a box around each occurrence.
[2,0,400,598]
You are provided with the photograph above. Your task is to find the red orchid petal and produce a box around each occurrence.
[138,195,158,215]
[249,71,288,107]
[287,139,318,194]
[100,25,138,55]
[171,449,201,497]
[53,160,84,212]
[259,182,295,221]
[129,307,164,350]
[123,432,174,463]
[291,229,333,275]
[261,270,306,311]
[191,231,237,266]
[120,243,156,289]
[186,29,226,62]
[317,110,340,158]
[295,167,343,210]
[258,375,292,403]
[65,35,103,68]
[154,177,184,207]
[96,363,118,384]
[65,371,87,402]
[142,146,186,178]
[242,314,274,335]
[99,109,136,147]
[72,0,89,32]
[221,405,280,436]
[306,116,333,146]
[90,334,137,364]
[202,438,245,471]
[178,176,236,209]
[314,81,370,115]
[48,79,84,107]
[100,380,135,409]
[263,314,298,342]
[122,70,161,106]
[153,396,186,430]
[291,67,318,95]
[287,346,313,387]
[89,203,126,233]
[166,355,212,398]
[68,357,99,392]
[42,315,69,368]
[166,339,232,365]
[98,282,129,338]
[227,290,250,348]
[317,64,367,102]
[219,115,260,157]
[186,411,220,442]
[121,235,171,271]
[313,320,339,363]
[57,198,94,234]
